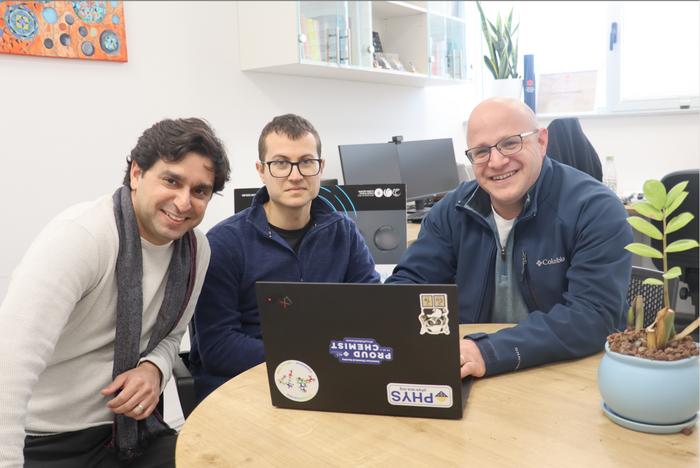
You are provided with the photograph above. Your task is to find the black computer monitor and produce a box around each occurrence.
[339,138,460,222]
[397,138,459,207]
[339,143,402,185]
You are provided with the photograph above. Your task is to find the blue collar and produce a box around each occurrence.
[245,186,340,235]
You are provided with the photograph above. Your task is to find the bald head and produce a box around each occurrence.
[465,97,548,219]
[467,98,538,147]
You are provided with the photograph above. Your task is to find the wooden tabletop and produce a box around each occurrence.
[407,222,420,245]
[176,324,698,467]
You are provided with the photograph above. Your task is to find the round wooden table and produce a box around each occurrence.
[176,324,698,467]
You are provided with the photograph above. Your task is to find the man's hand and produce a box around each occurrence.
[460,339,486,378]
[100,361,162,421]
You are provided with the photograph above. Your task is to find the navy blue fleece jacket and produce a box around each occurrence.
[190,188,380,399]
[386,157,632,375]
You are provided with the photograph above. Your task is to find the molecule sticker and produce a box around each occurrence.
[274,360,319,402]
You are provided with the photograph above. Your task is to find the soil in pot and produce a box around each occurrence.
[608,329,699,360]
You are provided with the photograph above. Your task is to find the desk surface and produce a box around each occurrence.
[176,324,698,467]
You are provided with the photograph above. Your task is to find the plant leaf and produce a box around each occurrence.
[626,303,635,329]
[625,243,663,258]
[626,216,663,239]
[483,56,497,78]
[663,266,682,279]
[512,37,519,78]
[634,295,645,331]
[666,212,694,235]
[657,308,674,348]
[488,20,499,41]
[666,191,688,217]
[642,180,666,211]
[497,46,510,79]
[665,180,688,208]
[642,278,664,286]
[630,201,663,221]
[666,239,700,253]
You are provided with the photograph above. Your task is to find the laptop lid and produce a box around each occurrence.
[256,282,469,420]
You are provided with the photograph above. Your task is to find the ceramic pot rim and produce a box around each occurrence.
[604,341,699,367]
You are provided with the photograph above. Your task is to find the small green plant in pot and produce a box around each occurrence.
[476,1,519,80]
[598,179,699,433]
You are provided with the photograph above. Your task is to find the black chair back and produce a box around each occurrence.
[546,118,603,182]
[627,266,678,328]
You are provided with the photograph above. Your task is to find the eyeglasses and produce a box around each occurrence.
[264,158,322,178]
[465,130,539,165]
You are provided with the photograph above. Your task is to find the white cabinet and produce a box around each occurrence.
[237,1,471,87]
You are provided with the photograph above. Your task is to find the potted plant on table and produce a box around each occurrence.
[598,179,699,434]
[476,1,521,98]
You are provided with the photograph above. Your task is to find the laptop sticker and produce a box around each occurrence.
[387,383,454,408]
[418,293,450,335]
[274,360,319,402]
[329,337,393,365]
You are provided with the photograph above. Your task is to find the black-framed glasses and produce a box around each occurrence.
[264,158,322,178]
[465,130,539,165]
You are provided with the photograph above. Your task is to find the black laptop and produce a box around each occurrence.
[256,282,470,420]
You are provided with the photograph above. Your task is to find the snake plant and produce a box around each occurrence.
[476,1,520,79]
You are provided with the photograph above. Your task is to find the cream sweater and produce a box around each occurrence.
[0,195,210,467]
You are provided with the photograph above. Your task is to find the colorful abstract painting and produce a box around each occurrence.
[0,1,127,62]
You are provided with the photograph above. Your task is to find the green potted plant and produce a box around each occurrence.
[598,179,699,434]
[476,1,521,97]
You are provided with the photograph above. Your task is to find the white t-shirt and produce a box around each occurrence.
[492,207,516,249]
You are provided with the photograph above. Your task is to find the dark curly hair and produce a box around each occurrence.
[123,118,230,193]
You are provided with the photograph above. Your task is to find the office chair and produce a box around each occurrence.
[546,118,603,181]
[627,266,679,328]
[157,351,195,422]
[173,351,196,419]
[650,169,699,330]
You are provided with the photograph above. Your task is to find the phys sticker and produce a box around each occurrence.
[274,360,319,402]
[386,383,453,408]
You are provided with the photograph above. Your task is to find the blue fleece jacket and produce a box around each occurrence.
[386,157,632,375]
[190,187,380,399]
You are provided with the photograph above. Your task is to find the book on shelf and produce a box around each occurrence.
[302,16,321,61]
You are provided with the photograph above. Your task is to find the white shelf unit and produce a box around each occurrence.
[237,1,470,87]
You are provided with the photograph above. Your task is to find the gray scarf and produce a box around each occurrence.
[110,186,197,459]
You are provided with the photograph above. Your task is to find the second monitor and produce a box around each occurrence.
[339,138,460,221]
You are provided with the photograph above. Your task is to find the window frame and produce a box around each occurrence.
[606,2,700,113]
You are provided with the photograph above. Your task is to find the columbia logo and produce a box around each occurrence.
[536,256,566,267]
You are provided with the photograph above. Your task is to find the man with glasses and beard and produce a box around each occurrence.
[190,114,380,401]
[386,98,632,380]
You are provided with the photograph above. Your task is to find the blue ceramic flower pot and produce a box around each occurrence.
[598,342,699,428]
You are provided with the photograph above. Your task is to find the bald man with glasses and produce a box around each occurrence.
[387,98,632,379]
[189,114,380,401]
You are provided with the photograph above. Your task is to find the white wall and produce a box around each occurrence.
[0,1,476,298]
[540,113,700,195]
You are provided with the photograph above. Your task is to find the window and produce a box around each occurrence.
[477,1,700,113]
[607,1,699,111]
